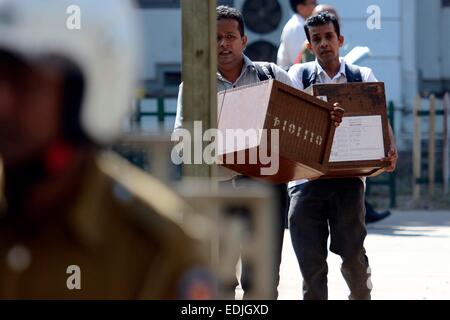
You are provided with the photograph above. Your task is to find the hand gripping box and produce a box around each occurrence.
[311,82,391,178]
[217,79,336,183]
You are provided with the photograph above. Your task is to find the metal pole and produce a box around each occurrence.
[413,95,422,201]
[443,92,450,193]
[428,94,436,197]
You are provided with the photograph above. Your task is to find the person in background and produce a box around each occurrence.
[277,0,317,70]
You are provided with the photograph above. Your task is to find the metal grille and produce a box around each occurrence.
[242,0,282,34]
[137,0,234,8]
[137,0,180,9]
[245,40,278,63]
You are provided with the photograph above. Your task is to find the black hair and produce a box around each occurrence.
[37,55,89,145]
[0,49,33,91]
[60,60,89,145]
[0,50,88,144]
[289,0,307,13]
[304,11,341,43]
[216,5,245,37]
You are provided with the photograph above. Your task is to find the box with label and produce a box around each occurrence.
[217,79,336,183]
[311,82,391,178]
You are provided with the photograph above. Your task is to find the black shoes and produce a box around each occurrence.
[365,210,391,224]
[365,200,391,224]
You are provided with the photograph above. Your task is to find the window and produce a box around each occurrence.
[164,71,181,87]
[245,40,278,63]
[218,0,235,6]
[137,0,180,9]
[138,0,234,9]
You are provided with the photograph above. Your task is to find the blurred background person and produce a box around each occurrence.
[0,0,213,299]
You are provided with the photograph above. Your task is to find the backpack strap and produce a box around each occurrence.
[345,63,363,83]
[262,63,275,79]
[299,61,317,89]
[299,61,362,87]
[254,62,275,81]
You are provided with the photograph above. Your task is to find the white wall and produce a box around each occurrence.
[397,0,418,150]
[137,9,182,80]
[441,7,450,79]
[416,0,441,79]
[136,0,429,150]
[320,0,402,107]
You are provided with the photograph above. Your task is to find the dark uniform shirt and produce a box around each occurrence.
[0,152,212,299]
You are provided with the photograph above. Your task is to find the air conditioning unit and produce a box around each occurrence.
[234,0,293,63]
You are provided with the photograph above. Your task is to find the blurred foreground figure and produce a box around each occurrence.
[0,0,212,299]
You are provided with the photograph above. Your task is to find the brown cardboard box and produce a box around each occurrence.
[217,79,336,183]
[312,82,391,178]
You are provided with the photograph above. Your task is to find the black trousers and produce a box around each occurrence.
[221,177,288,299]
[288,178,371,300]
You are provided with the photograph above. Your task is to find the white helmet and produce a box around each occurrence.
[0,0,140,144]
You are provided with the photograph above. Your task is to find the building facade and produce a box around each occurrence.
[137,0,450,151]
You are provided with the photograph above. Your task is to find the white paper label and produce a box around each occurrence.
[329,115,385,162]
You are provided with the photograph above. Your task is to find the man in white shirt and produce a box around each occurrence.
[277,0,317,70]
[287,12,398,300]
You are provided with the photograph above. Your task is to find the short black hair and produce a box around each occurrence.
[304,11,341,43]
[289,0,307,13]
[60,58,88,145]
[216,5,245,37]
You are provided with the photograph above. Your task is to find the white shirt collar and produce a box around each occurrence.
[216,54,254,83]
[315,57,346,80]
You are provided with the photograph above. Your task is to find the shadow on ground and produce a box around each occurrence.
[367,210,450,237]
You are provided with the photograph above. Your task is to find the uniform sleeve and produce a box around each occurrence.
[174,83,184,132]
[135,208,216,300]
[287,64,305,90]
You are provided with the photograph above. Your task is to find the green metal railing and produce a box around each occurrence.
[134,96,177,126]
[133,97,399,206]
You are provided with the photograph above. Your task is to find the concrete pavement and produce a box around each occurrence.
[276,210,450,300]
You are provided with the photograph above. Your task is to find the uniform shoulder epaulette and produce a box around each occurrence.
[96,151,211,242]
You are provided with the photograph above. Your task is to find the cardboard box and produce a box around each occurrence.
[311,82,391,178]
[217,79,336,183]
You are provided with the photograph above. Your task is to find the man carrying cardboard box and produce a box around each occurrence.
[175,6,291,299]
[174,6,344,299]
[287,11,398,300]
[296,4,393,224]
